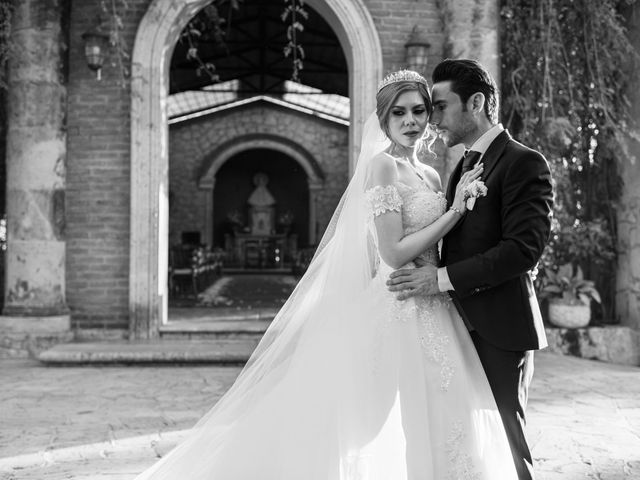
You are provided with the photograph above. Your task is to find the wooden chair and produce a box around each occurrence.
[168,246,198,298]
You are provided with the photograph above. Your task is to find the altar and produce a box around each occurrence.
[224,233,298,269]
[223,172,298,269]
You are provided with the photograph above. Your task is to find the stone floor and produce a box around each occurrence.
[170,273,298,309]
[1,351,640,479]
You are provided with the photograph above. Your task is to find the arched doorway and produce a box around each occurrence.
[212,149,309,264]
[197,134,325,249]
[130,0,382,337]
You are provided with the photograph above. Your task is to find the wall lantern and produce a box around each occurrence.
[81,28,109,80]
[404,26,431,73]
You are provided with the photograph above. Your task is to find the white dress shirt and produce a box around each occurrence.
[437,124,505,293]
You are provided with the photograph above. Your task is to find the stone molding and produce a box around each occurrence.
[197,134,325,189]
[0,315,70,334]
[196,134,327,246]
[129,0,382,338]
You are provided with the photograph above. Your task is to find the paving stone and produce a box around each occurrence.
[1,351,639,479]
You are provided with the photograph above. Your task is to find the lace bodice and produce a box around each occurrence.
[366,182,447,267]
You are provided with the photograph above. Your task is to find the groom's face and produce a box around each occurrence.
[429,81,476,148]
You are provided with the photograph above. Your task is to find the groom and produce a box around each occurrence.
[387,59,553,479]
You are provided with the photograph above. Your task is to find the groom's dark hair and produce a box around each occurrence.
[432,59,499,124]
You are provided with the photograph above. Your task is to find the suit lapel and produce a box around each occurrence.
[477,130,510,184]
[446,130,511,234]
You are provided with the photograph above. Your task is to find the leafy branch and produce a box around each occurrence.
[282,0,308,82]
[97,0,306,88]
[178,2,241,84]
[501,0,639,322]
[100,0,130,86]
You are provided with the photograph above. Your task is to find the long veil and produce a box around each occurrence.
[135,113,390,479]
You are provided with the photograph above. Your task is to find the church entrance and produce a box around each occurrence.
[130,0,382,337]
[168,145,315,315]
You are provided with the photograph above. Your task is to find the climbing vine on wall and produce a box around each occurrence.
[500,0,639,322]
[100,0,130,86]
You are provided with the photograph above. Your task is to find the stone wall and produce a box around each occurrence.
[168,102,349,247]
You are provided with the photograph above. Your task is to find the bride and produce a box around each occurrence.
[134,70,518,479]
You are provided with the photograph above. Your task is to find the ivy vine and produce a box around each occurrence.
[282,0,307,82]
[501,0,639,322]
[177,0,307,86]
[0,0,308,89]
[178,1,242,84]
[100,0,130,86]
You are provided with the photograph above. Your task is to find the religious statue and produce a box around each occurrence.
[247,172,276,236]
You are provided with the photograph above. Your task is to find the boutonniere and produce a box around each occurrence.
[463,179,488,210]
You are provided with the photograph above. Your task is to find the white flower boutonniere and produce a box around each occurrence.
[463,180,488,210]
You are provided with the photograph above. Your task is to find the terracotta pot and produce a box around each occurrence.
[548,300,591,328]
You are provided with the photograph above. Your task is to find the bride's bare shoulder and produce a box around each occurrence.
[370,151,395,167]
[369,152,399,184]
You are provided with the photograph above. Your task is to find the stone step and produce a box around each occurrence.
[160,320,271,340]
[37,339,260,365]
[160,313,273,340]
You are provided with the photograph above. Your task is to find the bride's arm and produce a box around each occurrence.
[371,155,482,269]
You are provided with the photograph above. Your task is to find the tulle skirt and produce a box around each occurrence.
[134,264,517,479]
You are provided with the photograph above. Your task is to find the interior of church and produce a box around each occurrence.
[165,0,349,306]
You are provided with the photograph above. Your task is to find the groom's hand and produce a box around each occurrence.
[387,264,439,300]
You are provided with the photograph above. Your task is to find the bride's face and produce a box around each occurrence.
[386,90,429,152]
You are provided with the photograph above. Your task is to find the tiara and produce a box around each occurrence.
[377,70,428,93]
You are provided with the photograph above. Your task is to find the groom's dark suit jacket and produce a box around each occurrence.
[442,130,553,352]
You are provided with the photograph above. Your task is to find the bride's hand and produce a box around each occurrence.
[452,164,483,212]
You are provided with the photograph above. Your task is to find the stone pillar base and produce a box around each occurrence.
[0,315,72,359]
[545,326,640,366]
[2,305,70,316]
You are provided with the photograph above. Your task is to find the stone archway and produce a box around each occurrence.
[197,135,324,248]
[130,0,382,337]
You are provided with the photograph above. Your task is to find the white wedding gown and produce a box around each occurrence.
[135,180,517,480]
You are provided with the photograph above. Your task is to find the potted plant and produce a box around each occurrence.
[226,210,244,233]
[539,262,602,328]
[277,211,294,234]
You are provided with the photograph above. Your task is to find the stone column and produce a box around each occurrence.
[3,0,68,317]
[616,5,640,332]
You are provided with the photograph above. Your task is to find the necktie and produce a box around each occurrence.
[461,150,481,174]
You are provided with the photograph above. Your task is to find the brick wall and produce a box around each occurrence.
[363,0,444,78]
[64,0,443,330]
[169,102,349,247]
[65,0,151,330]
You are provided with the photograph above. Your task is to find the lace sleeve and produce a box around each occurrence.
[365,184,403,217]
